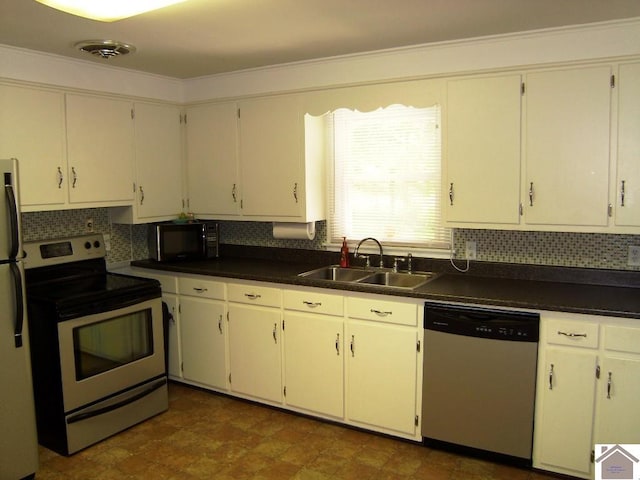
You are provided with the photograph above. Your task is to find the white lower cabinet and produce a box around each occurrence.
[177,277,228,390]
[227,283,283,404]
[179,297,227,390]
[283,288,344,419]
[536,347,598,476]
[594,324,640,445]
[534,313,640,479]
[534,315,599,478]
[345,296,421,439]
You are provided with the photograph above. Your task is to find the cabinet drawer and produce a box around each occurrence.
[283,289,343,316]
[228,283,281,307]
[346,297,417,326]
[604,325,640,354]
[545,319,599,348]
[179,277,225,300]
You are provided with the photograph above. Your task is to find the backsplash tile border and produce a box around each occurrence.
[20,208,640,271]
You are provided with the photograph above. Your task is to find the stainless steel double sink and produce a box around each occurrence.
[298,265,439,290]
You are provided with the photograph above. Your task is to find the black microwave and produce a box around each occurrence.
[148,222,219,262]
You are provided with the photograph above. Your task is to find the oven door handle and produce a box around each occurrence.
[67,377,166,424]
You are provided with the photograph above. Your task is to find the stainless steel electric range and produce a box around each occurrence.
[24,234,168,456]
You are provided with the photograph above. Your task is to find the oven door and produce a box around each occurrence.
[57,298,164,412]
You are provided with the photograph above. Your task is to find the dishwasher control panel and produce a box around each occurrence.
[424,302,539,342]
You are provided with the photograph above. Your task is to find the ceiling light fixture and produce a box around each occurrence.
[34,0,187,22]
[75,40,136,59]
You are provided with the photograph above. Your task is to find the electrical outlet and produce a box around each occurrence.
[103,234,111,251]
[628,245,640,266]
[465,241,477,260]
[85,218,94,232]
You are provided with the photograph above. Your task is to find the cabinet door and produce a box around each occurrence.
[179,297,227,390]
[0,84,67,207]
[595,356,640,444]
[346,321,418,436]
[615,62,640,226]
[446,74,522,225]
[66,94,134,204]
[162,293,182,379]
[536,348,597,476]
[283,312,343,418]
[524,66,611,226]
[132,103,183,221]
[186,102,240,216]
[228,303,282,403]
[239,95,303,218]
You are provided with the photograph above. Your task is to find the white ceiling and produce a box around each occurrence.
[2,0,640,79]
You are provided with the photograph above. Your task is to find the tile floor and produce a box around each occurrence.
[36,382,558,480]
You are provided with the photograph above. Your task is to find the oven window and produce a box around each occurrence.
[73,309,154,380]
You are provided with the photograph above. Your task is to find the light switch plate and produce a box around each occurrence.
[465,241,477,260]
[628,245,640,266]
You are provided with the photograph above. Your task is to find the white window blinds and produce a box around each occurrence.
[327,104,448,249]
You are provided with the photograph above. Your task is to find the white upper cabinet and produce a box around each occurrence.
[0,84,67,209]
[65,93,135,205]
[523,66,612,228]
[185,102,240,217]
[238,94,325,222]
[112,102,184,223]
[614,62,640,227]
[445,74,522,226]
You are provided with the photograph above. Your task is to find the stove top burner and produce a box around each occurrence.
[24,236,161,321]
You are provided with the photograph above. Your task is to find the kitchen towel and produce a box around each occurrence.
[272,222,316,240]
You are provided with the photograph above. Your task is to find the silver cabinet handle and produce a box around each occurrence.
[232,183,237,203]
[193,287,208,293]
[72,167,78,188]
[449,182,454,206]
[335,333,340,355]
[557,331,587,338]
[529,182,534,206]
[139,185,145,205]
[57,167,63,188]
[293,182,298,203]
[549,363,554,390]
[303,301,321,308]
[350,335,355,357]
[218,314,223,334]
[272,323,277,343]
[371,309,392,316]
[245,293,261,300]
[607,372,612,399]
[621,180,626,207]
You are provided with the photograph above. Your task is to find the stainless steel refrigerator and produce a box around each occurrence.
[1,158,38,479]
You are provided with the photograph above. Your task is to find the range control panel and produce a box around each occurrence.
[23,234,106,269]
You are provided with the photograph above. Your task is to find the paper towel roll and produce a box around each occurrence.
[272,222,316,240]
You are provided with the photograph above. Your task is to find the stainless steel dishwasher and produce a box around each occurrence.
[422,301,539,466]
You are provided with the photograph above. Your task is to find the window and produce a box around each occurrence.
[326,104,448,250]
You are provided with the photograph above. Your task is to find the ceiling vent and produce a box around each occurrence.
[75,40,136,59]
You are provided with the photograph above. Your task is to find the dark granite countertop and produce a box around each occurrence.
[130,245,640,320]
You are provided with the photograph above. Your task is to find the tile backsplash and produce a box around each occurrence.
[21,208,640,271]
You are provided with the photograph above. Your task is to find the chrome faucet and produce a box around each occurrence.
[393,253,413,273]
[354,237,384,268]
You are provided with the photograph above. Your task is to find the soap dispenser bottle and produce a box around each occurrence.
[340,237,350,267]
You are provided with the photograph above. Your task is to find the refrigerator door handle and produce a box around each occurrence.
[10,262,24,348]
[4,179,20,260]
